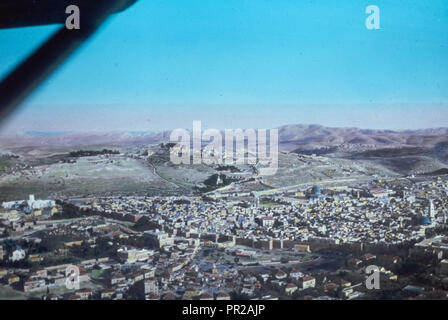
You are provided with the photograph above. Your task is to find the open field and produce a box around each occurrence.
[0,152,182,201]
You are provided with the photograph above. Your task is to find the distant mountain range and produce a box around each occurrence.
[277,124,448,151]
[1,125,448,150]
[0,131,172,148]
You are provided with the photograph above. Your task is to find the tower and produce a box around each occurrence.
[429,199,436,220]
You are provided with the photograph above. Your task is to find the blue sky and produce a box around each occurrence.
[0,0,447,132]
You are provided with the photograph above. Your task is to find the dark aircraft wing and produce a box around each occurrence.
[0,0,138,123]
[0,0,137,29]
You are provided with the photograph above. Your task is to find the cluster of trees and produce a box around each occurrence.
[69,149,119,157]
[196,174,237,193]
[216,165,241,172]
[70,238,118,260]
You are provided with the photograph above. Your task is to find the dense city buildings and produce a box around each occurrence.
[1,174,447,300]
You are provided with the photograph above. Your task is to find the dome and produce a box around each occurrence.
[421,217,431,225]
[312,186,321,195]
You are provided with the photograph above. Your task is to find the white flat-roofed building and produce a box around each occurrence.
[117,247,153,264]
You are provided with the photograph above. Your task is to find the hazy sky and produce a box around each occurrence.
[0,0,447,133]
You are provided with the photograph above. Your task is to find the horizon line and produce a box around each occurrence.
[1,123,448,136]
